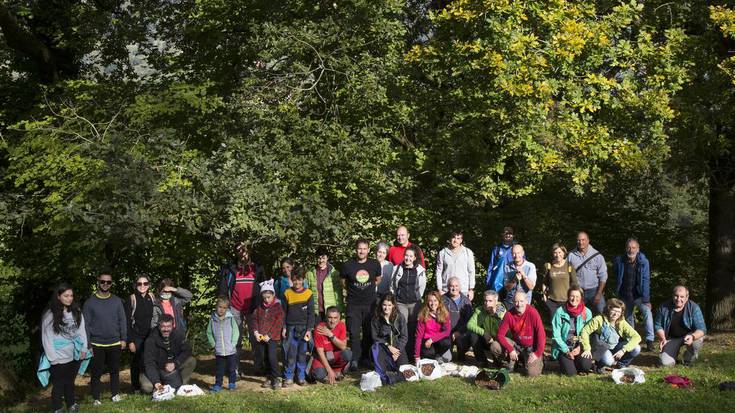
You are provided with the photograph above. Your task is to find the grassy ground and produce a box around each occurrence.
[13,333,735,412]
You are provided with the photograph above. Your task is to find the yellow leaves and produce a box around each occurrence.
[437,0,480,22]
[710,5,735,39]
[551,19,593,61]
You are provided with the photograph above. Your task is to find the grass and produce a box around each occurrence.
[12,334,735,413]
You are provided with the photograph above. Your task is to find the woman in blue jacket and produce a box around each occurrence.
[551,287,593,376]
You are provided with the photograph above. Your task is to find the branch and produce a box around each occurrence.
[0,4,57,82]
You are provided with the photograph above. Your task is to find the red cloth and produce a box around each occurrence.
[311,321,349,374]
[414,314,451,359]
[388,242,426,267]
[161,300,175,329]
[565,302,587,319]
[230,265,256,312]
[314,321,347,351]
[252,300,284,341]
[497,305,546,358]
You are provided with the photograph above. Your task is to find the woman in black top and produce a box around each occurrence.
[124,274,156,393]
[370,294,408,383]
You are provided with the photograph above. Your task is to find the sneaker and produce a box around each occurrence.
[644,341,654,352]
[69,404,80,412]
[53,409,64,413]
[349,360,359,372]
[210,384,223,393]
[272,378,282,390]
[111,394,123,402]
[92,399,102,406]
[228,383,236,391]
[295,378,306,386]
[261,379,273,389]
[282,379,293,388]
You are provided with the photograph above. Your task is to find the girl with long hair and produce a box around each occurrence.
[414,291,452,362]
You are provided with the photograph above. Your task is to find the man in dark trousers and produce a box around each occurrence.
[82,271,126,405]
[141,314,197,393]
[218,242,265,376]
[341,239,382,369]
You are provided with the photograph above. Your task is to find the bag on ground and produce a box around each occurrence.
[360,371,383,392]
[152,385,176,401]
[398,364,420,382]
[417,359,443,381]
[611,367,645,384]
[176,384,205,397]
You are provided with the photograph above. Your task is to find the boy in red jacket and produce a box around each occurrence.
[496,291,546,376]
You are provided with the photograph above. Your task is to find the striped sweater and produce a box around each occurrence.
[283,288,315,330]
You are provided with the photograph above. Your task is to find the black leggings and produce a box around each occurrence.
[254,340,281,379]
[130,339,146,391]
[50,360,79,410]
[90,345,121,399]
[558,353,593,376]
[419,337,452,360]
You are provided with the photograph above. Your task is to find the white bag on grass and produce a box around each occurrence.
[417,359,443,381]
[611,367,646,384]
[399,364,420,382]
[360,371,383,392]
[176,384,205,397]
[152,385,176,401]
[440,362,460,376]
[456,365,480,379]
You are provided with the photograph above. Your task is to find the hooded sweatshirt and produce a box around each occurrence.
[41,309,88,365]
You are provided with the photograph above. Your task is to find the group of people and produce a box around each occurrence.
[40,225,708,412]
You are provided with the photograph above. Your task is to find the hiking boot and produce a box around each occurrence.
[282,379,294,388]
[111,394,123,402]
[295,378,306,386]
[260,379,272,389]
[69,404,80,412]
[272,378,283,390]
[644,341,654,352]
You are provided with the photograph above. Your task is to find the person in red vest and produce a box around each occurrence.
[387,226,426,267]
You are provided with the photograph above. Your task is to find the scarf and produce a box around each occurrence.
[566,301,587,319]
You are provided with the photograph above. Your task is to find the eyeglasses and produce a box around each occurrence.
[99,280,113,285]
[137,282,150,287]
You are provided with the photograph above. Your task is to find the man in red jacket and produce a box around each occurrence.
[388,225,426,267]
[496,291,546,376]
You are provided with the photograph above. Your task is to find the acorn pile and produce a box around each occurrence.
[420,363,435,377]
[402,369,416,379]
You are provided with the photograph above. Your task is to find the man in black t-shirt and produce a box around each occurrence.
[341,238,382,369]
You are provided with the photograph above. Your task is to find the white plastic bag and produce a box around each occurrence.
[611,367,645,384]
[457,365,480,379]
[360,371,383,392]
[152,385,176,401]
[398,364,420,382]
[417,359,443,381]
[440,362,460,377]
[176,384,205,397]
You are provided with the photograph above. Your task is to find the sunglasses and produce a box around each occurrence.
[137,281,150,287]
[99,280,113,285]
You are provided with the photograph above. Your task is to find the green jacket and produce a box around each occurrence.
[466,304,506,338]
[305,264,344,315]
[580,315,641,353]
[550,306,592,359]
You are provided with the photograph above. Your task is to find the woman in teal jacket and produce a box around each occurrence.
[551,287,593,376]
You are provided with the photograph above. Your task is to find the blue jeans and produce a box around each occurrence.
[624,297,654,342]
[283,326,309,381]
[594,339,641,367]
[583,288,606,314]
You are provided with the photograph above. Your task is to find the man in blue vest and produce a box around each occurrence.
[486,226,516,293]
[613,238,654,352]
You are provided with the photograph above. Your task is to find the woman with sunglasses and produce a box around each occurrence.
[82,272,127,405]
[125,273,157,394]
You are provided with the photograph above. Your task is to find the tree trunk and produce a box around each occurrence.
[706,159,735,331]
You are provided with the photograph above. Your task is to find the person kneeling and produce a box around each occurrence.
[311,306,351,384]
[580,298,641,371]
[655,285,706,367]
[370,294,408,384]
[141,314,197,393]
[551,287,593,376]
[496,291,545,377]
[414,291,452,363]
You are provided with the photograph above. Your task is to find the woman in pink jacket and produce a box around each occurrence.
[414,291,452,362]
